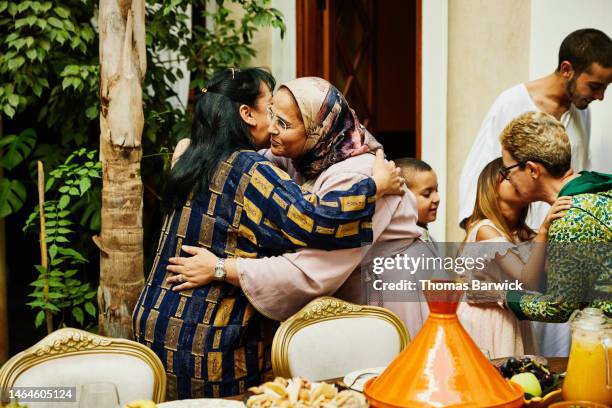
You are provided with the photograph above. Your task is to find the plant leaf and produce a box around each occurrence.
[33,264,47,274]
[0,128,36,170]
[27,300,46,308]
[54,6,69,18]
[58,194,70,209]
[2,104,15,118]
[79,177,91,195]
[57,247,87,262]
[85,105,98,119]
[45,303,60,312]
[72,306,84,324]
[84,301,96,317]
[34,310,45,327]
[0,178,26,218]
[47,16,63,29]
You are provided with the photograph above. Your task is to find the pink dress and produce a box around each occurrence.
[457,219,537,358]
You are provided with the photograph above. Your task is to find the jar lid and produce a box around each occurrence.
[569,308,611,331]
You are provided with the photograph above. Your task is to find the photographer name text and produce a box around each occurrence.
[371,279,523,291]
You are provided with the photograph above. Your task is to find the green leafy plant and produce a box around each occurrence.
[24,148,101,329]
[0,0,98,222]
[141,0,286,154]
[0,0,96,118]
[187,0,286,89]
[1,0,287,216]
[1,0,285,332]
[0,128,35,217]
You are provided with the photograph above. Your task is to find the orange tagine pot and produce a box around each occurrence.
[364,284,524,407]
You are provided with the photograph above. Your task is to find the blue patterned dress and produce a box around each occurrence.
[133,150,378,398]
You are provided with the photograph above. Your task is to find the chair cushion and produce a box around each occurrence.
[286,316,401,381]
[13,353,155,407]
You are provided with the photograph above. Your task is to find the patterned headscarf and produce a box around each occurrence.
[281,77,381,180]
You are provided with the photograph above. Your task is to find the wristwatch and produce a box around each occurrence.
[213,258,227,281]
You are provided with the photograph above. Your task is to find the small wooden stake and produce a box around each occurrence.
[37,160,53,334]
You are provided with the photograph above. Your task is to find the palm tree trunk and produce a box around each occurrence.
[97,0,146,338]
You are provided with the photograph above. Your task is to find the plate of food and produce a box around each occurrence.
[342,366,386,392]
[493,356,563,407]
[246,377,367,408]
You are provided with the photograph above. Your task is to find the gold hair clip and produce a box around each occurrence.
[201,87,207,93]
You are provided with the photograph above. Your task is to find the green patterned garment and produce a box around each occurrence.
[507,179,611,322]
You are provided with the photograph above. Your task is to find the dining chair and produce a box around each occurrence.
[0,327,166,406]
[271,297,409,382]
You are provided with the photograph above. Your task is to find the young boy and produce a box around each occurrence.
[396,158,440,242]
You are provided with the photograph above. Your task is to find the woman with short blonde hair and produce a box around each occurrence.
[500,111,571,178]
[497,111,612,323]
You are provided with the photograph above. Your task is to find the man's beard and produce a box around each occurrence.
[566,76,589,110]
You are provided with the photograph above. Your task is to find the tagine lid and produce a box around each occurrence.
[364,286,524,408]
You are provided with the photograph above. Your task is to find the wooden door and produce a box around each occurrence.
[297,0,420,158]
[297,0,374,127]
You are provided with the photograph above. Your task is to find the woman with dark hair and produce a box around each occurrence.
[166,77,423,354]
[165,67,277,208]
[133,68,403,399]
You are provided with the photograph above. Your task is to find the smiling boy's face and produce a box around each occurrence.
[405,169,440,227]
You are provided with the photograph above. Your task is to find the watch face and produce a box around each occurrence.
[214,260,226,280]
[214,266,225,280]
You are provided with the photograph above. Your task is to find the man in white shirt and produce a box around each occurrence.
[458,28,612,357]
[459,28,612,229]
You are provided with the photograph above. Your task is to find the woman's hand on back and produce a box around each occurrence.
[536,196,572,241]
[372,149,405,198]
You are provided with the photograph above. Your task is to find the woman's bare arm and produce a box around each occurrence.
[494,197,572,290]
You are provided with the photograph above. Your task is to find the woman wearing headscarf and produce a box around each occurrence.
[168,77,424,337]
[134,72,404,399]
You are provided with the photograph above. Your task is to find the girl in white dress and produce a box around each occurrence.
[457,158,570,358]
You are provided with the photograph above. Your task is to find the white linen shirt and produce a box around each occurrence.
[458,83,591,229]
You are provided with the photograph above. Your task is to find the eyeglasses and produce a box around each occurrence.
[266,105,290,131]
[499,161,524,180]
